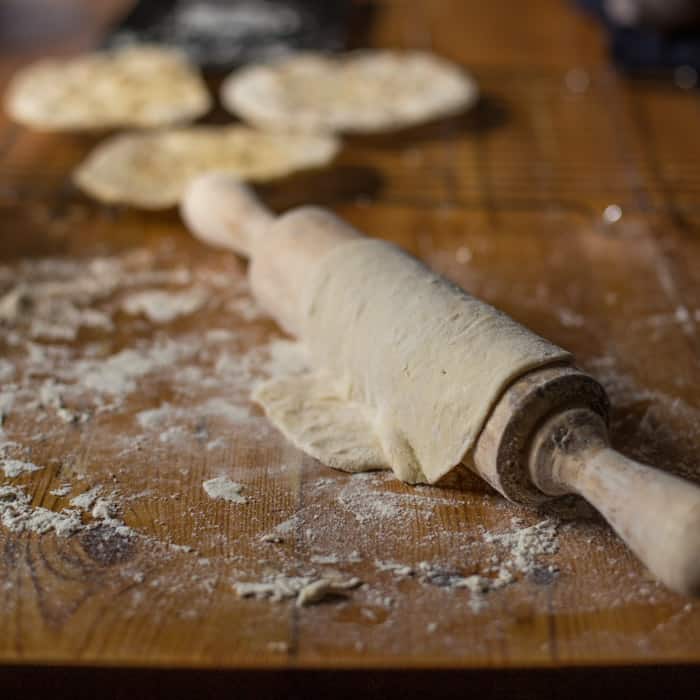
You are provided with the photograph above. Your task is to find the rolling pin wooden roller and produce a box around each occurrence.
[182,172,700,597]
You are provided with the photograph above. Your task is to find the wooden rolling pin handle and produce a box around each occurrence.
[181,172,273,258]
[181,172,360,334]
[530,408,700,597]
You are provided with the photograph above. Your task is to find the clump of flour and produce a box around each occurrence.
[0,479,136,540]
[121,287,207,323]
[203,476,247,504]
[0,359,15,382]
[49,484,72,497]
[69,486,103,510]
[1,459,43,478]
[0,485,82,537]
[483,518,560,574]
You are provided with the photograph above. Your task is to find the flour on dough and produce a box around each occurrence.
[254,240,570,484]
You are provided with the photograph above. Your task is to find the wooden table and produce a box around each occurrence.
[1,0,699,697]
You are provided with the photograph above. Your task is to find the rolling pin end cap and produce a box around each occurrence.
[472,365,609,506]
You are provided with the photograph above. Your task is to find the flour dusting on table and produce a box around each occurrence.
[0,241,680,645]
[122,287,208,323]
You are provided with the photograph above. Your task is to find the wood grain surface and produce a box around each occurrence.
[1,0,700,682]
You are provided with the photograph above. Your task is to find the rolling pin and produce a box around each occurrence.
[182,172,700,597]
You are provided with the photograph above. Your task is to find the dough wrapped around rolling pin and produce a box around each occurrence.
[254,238,570,484]
[185,176,700,596]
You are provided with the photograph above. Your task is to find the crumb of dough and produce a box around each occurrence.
[295,577,361,607]
[234,574,362,607]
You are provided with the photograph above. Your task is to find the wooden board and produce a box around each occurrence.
[1,0,699,687]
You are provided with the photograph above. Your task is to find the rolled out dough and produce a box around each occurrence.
[253,240,570,484]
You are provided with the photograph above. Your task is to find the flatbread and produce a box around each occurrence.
[221,50,478,133]
[73,126,339,208]
[5,46,211,131]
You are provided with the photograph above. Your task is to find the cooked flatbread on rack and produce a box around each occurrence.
[221,50,478,134]
[73,126,340,208]
[5,46,211,131]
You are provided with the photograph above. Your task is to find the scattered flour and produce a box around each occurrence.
[0,259,119,341]
[91,495,119,520]
[49,484,72,497]
[135,399,250,440]
[310,554,341,565]
[363,518,562,612]
[557,308,585,328]
[200,397,250,422]
[483,518,560,574]
[1,459,43,478]
[70,486,103,511]
[415,518,560,611]
[0,440,20,456]
[89,494,133,537]
[0,485,82,537]
[136,403,177,430]
[8,485,136,537]
[121,288,207,323]
[338,488,406,523]
[0,248,251,430]
[78,342,188,396]
[375,560,414,577]
[0,251,200,343]
[272,514,301,535]
[38,378,90,424]
[336,473,455,524]
[0,359,15,382]
[158,425,188,444]
[206,437,227,451]
[213,338,307,391]
[0,391,14,425]
[203,476,247,504]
